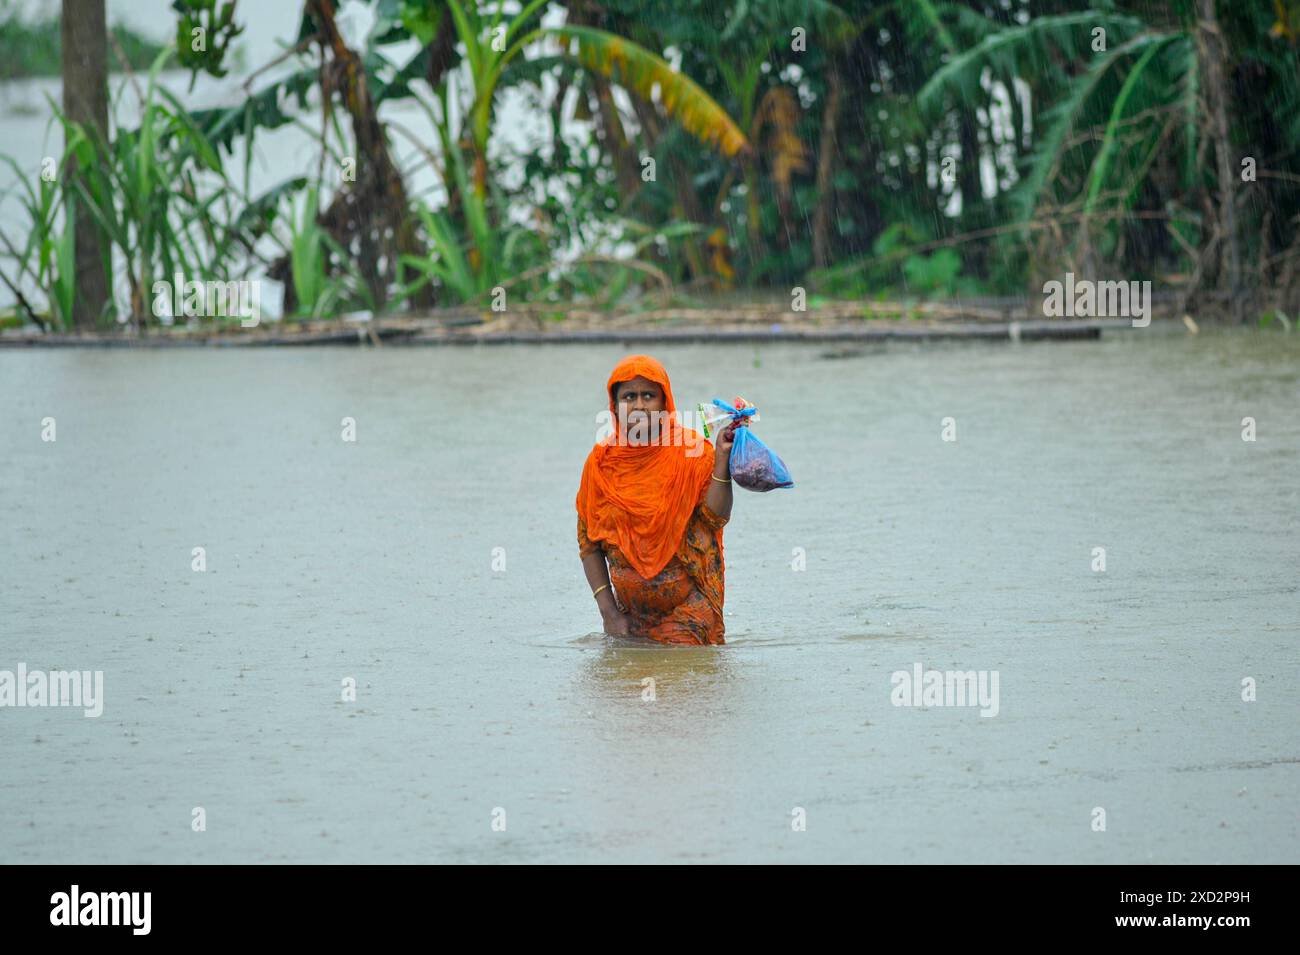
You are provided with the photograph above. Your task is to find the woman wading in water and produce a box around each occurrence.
[576,355,742,645]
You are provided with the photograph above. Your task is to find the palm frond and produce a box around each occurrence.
[551,25,751,160]
[918,11,1146,114]
[1083,36,1178,213]
[1010,31,1178,223]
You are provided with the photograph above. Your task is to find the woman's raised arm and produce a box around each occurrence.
[703,421,740,521]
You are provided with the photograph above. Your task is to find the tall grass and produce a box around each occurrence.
[0,46,344,328]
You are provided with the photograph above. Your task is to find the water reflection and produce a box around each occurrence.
[574,634,736,724]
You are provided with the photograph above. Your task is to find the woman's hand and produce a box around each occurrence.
[714,418,747,457]
[601,606,632,636]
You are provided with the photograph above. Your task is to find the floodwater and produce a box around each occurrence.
[1,329,1297,863]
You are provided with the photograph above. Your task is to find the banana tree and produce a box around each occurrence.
[915,9,1195,278]
[440,0,750,202]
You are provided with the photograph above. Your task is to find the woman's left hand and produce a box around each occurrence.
[715,418,747,456]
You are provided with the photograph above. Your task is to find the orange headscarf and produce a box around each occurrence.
[576,355,716,580]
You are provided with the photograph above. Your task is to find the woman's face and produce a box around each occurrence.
[614,376,665,445]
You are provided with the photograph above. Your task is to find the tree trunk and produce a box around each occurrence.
[956,113,986,277]
[1198,0,1243,322]
[628,95,707,281]
[591,76,642,199]
[61,0,109,329]
[308,0,426,310]
[567,0,641,199]
[811,65,842,271]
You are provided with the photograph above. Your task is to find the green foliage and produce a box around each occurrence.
[6,0,1300,325]
[918,12,1146,114]
[172,0,244,83]
[815,221,976,300]
[0,4,166,80]
[0,46,320,327]
[551,25,750,159]
[902,248,963,297]
[58,49,241,322]
[0,146,79,329]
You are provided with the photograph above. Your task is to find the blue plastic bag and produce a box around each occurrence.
[710,399,794,492]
